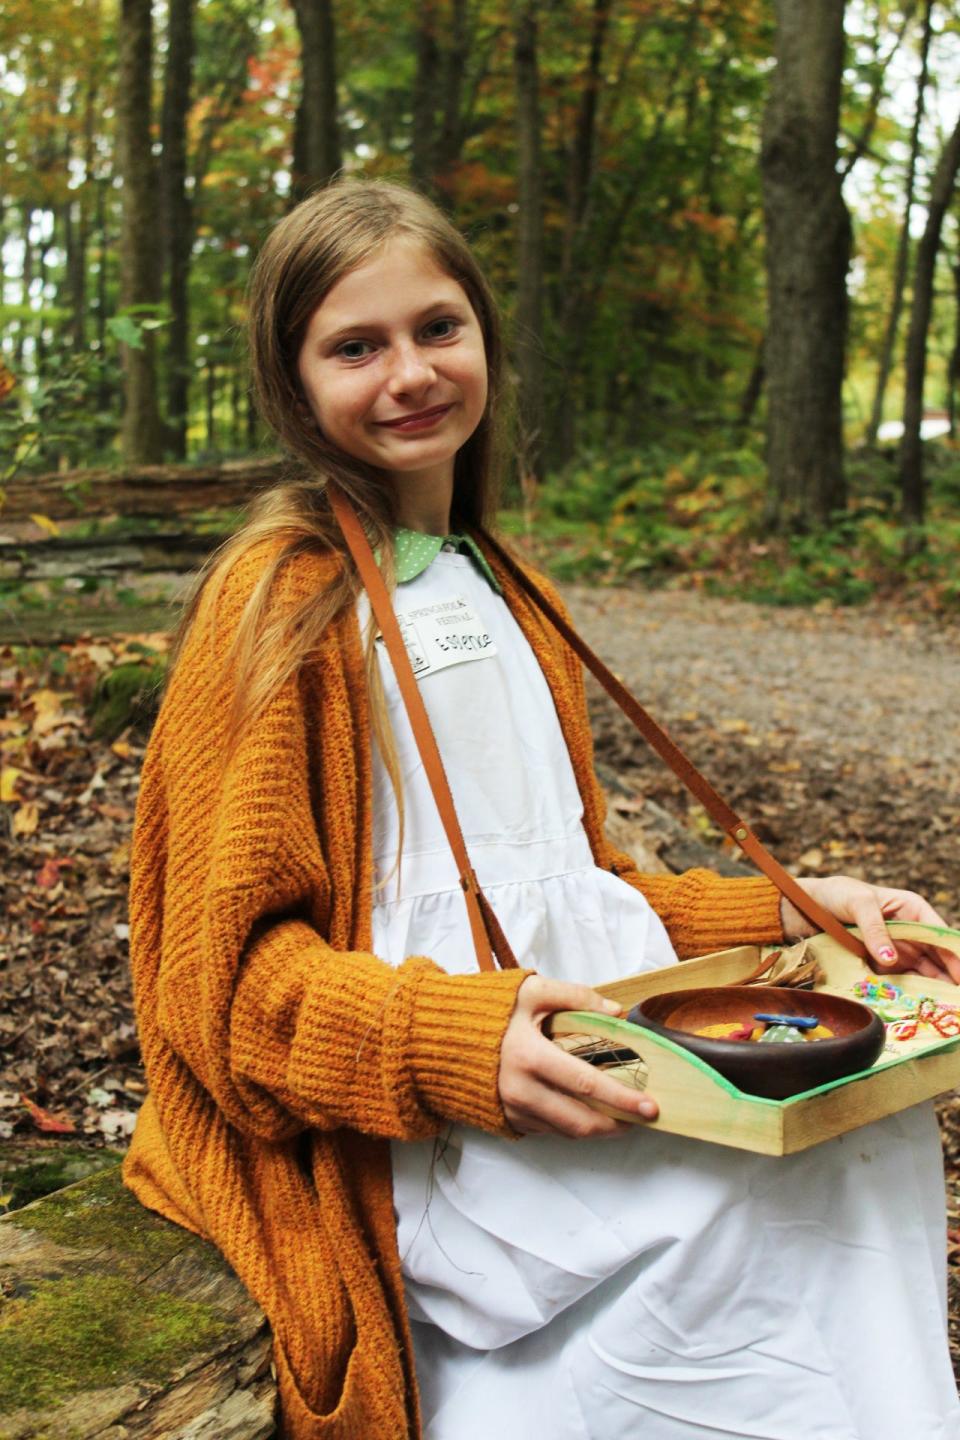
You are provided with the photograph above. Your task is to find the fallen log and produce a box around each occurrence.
[0,604,179,647]
[0,532,228,582]
[0,1167,276,1439]
[0,458,283,522]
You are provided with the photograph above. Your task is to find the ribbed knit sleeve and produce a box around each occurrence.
[607,856,785,959]
[130,543,530,1149]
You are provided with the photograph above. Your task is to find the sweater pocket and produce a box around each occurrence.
[272,1321,412,1439]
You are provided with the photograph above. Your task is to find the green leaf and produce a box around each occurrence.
[107,316,145,350]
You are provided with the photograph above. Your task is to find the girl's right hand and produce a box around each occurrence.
[498,974,659,1138]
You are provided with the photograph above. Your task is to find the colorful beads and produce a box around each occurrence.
[853,982,960,1044]
[853,979,903,1002]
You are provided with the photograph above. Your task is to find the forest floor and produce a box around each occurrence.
[3,580,960,1373]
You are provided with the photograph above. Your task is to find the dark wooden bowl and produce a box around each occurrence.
[625,985,885,1100]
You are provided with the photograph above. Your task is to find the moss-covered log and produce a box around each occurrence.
[0,1167,276,1439]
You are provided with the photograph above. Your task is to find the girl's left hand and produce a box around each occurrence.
[780,876,960,985]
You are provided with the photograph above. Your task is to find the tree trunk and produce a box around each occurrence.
[948,251,960,440]
[117,0,165,464]
[411,1,440,192]
[161,0,196,460]
[16,205,31,370]
[561,0,612,283]
[738,346,766,431]
[94,175,112,449]
[761,0,851,529]
[206,357,216,450]
[867,0,932,448]
[435,0,469,188]
[899,109,960,532]
[290,0,341,202]
[514,2,546,488]
[551,0,613,467]
[67,76,98,354]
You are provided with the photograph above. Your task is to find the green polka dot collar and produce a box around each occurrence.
[393,526,502,593]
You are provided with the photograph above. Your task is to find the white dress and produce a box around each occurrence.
[362,549,960,1440]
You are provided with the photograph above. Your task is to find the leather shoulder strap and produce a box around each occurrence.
[328,485,518,972]
[474,527,867,962]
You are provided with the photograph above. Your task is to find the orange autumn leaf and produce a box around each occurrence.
[0,361,15,403]
[35,856,73,888]
[21,1096,76,1135]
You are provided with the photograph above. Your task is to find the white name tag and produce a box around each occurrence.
[384,595,497,678]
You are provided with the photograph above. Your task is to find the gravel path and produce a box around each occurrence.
[564,586,960,789]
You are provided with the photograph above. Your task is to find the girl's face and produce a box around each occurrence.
[296,236,488,492]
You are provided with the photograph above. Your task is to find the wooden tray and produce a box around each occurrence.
[549,921,960,1155]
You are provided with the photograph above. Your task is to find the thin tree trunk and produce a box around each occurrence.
[411,1,440,192]
[738,346,766,431]
[899,110,960,533]
[867,0,932,448]
[553,0,613,466]
[36,212,48,377]
[561,0,612,285]
[291,0,341,202]
[761,0,850,529]
[840,0,917,181]
[435,0,468,188]
[514,1,546,489]
[69,76,97,354]
[161,0,196,459]
[95,175,112,449]
[16,205,31,370]
[206,357,216,450]
[118,0,164,463]
[948,251,960,440]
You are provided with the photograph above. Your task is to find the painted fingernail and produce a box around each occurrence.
[878,946,897,961]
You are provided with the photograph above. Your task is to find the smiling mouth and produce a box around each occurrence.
[376,404,453,431]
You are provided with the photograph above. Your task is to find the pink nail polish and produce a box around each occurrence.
[878,946,897,961]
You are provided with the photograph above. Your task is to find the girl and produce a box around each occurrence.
[124,180,960,1440]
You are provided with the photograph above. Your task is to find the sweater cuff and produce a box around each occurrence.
[674,872,785,957]
[405,965,532,1136]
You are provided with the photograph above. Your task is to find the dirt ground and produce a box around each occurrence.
[3,581,960,1374]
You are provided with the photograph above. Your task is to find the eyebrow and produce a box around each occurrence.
[315,298,469,348]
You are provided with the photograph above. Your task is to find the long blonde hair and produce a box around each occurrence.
[164,180,507,803]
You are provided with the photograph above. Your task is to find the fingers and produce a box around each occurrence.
[515,974,623,1024]
[502,1026,658,1133]
[802,876,960,984]
[500,978,658,1139]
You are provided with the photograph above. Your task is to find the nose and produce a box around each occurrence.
[386,340,436,396]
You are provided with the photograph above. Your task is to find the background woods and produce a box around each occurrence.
[2,0,960,588]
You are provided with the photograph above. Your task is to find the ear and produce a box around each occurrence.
[292,383,315,423]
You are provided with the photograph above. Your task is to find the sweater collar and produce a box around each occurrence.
[393,527,503,594]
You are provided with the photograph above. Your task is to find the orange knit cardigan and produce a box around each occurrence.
[123,537,784,1439]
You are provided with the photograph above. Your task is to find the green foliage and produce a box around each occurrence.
[0,348,120,482]
[527,438,960,609]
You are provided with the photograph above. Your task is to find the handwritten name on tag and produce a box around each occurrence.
[383,595,497,678]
